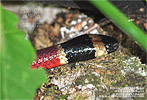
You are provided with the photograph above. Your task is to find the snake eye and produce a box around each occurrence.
[99,35,119,53]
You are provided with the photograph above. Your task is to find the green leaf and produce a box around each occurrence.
[0,4,46,99]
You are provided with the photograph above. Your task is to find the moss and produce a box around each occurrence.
[45,85,63,99]
[75,72,101,86]
[70,94,89,100]
[59,94,68,100]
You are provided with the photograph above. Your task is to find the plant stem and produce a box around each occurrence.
[89,0,147,51]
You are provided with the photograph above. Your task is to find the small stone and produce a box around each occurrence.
[139,8,144,12]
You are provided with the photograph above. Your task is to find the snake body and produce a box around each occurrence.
[31,34,118,69]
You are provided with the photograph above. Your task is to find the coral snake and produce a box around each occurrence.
[31,34,119,69]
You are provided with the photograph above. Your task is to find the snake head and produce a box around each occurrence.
[99,35,119,53]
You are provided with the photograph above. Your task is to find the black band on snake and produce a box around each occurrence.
[31,34,119,69]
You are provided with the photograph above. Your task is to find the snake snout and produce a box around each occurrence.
[99,35,119,53]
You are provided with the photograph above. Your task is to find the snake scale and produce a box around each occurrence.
[31,34,119,69]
